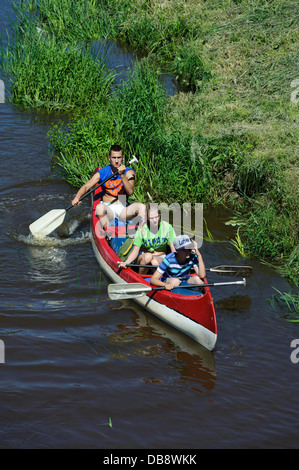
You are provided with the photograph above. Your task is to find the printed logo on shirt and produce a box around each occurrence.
[105,178,126,197]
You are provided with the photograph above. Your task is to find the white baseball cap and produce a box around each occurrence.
[173,235,196,250]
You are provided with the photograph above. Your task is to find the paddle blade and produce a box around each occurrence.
[210,265,253,277]
[108,282,152,300]
[29,209,67,237]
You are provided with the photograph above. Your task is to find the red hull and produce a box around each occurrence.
[90,171,217,350]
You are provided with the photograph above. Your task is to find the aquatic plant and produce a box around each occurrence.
[240,201,296,259]
[203,218,214,243]
[20,0,110,41]
[171,41,211,92]
[228,227,248,258]
[2,0,298,286]
[277,246,299,287]
[268,287,299,321]
[49,105,118,186]
[112,58,168,151]
[3,20,115,110]
[100,417,113,428]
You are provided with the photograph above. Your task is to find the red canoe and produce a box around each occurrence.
[90,171,217,351]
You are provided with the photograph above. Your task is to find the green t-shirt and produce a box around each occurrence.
[134,221,175,253]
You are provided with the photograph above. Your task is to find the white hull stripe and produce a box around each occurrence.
[91,237,217,351]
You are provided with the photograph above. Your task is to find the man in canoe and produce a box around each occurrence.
[150,235,206,291]
[72,144,146,228]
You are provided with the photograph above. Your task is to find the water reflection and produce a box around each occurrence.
[215,294,252,314]
[106,301,217,393]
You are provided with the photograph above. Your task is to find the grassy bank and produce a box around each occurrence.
[2,0,298,285]
[1,5,115,110]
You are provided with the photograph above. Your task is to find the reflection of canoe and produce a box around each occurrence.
[91,173,217,351]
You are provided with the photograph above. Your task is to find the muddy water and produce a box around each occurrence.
[1,2,299,451]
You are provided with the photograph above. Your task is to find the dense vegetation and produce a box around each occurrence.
[2,0,298,287]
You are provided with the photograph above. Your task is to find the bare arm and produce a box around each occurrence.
[150,269,173,290]
[119,165,135,196]
[118,245,140,268]
[72,172,100,206]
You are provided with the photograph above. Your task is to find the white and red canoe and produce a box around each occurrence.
[90,172,217,351]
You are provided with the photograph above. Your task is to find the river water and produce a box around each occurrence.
[1,1,299,451]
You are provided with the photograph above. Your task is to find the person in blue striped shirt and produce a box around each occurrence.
[150,235,206,291]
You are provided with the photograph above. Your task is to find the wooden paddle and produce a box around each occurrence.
[108,278,246,300]
[29,156,138,237]
[118,262,252,278]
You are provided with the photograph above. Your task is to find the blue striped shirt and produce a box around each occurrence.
[157,252,198,281]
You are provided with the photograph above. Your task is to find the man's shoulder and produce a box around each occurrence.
[98,164,112,176]
[125,166,135,176]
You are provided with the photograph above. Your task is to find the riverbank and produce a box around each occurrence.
[99,0,299,285]
[2,0,298,287]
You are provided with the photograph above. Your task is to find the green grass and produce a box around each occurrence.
[112,59,168,150]
[268,287,299,320]
[49,106,118,186]
[2,0,298,285]
[20,0,110,41]
[3,12,115,111]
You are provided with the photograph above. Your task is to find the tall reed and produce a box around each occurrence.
[112,59,168,151]
[3,15,115,111]
[3,0,298,285]
[20,0,110,41]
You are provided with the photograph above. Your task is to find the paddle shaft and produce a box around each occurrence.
[65,155,138,211]
[107,278,246,300]
[117,262,252,277]
[109,277,246,294]
[64,170,118,212]
[149,279,246,291]
[121,263,248,271]
[29,156,139,237]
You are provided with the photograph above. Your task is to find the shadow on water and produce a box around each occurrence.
[102,299,217,393]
